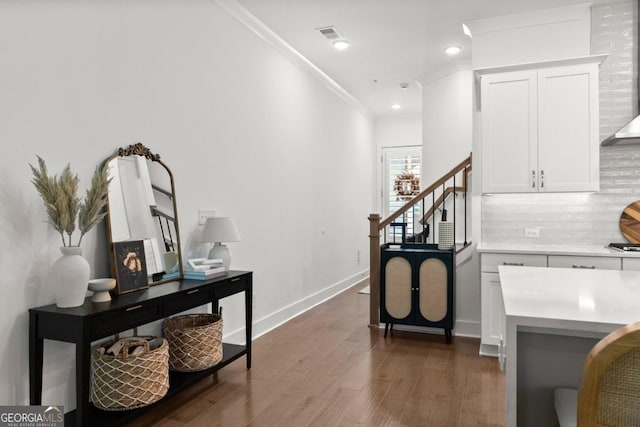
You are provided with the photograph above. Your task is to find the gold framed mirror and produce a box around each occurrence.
[103,143,183,294]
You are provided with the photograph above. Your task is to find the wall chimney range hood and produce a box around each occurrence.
[601,115,640,146]
[601,13,640,146]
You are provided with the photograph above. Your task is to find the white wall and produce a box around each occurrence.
[419,69,473,186]
[374,114,422,149]
[0,0,374,409]
[464,3,591,70]
[417,68,478,336]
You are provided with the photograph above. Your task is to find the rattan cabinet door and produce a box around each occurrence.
[384,257,412,320]
[419,258,447,322]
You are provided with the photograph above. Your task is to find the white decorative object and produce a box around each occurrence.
[52,247,90,308]
[438,222,454,250]
[201,217,241,271]
[88,278,116,303]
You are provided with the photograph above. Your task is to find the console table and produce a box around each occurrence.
[29,270,252,427]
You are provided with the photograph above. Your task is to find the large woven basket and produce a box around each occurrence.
[164,313,223,372]
[91,337,169,411]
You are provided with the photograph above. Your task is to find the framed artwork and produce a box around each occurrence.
[113,240,149,294]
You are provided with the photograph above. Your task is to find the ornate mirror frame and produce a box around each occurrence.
[103,143,183,294]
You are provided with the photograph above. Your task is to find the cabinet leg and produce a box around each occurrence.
[384,323,389,338]
[445,329,452,344]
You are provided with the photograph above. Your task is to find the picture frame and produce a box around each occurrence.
[112,240,149,294]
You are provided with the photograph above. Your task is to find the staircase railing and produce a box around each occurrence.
[368,153,472,326]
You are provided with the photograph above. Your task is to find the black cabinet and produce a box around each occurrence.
[380,244,454,342]
[29,271,252,427]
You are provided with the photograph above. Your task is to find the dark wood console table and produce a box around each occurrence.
[29,270,252,427]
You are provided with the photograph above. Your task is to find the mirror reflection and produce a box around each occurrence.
[104,143,183,293]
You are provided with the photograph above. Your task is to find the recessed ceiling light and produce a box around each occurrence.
[391,104,402,110]
[333,39,350,50]
[444,45,462,56]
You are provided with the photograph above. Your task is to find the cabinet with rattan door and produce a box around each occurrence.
[380,243,455,343]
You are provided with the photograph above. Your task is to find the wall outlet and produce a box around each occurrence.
[198,209,216,225]
[525,228,541,238]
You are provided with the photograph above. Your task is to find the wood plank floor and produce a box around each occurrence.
[128,283,505,427]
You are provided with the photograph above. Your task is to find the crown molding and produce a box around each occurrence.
[210,0,372,119]
[463,2,592,36]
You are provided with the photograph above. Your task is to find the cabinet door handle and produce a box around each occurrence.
[532,170,536,188]
[187,289,200,294]
[540,170,544,188]
[231,277,241,282]
[503,262,524,266]
[126,304,143,312]
[572,264,596,269]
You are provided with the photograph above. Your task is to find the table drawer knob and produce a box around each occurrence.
[125,304,143,312]
[187,289,200,294]
[231,277,241,282]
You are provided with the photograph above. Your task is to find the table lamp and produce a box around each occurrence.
[201,217,241,271]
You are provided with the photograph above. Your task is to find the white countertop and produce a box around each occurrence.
[500,265,640,427]
[477,242,640,258]
[499,265,640,332]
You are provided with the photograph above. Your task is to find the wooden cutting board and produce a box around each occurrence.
[620,201,640,243]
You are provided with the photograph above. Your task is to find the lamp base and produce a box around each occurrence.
[208,243,231,271]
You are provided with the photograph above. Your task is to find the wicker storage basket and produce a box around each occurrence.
[91,336,169,411]
[164,313,223,372]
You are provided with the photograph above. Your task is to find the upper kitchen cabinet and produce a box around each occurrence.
[481,60,601,194]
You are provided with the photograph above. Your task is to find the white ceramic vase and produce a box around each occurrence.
[52,246,90,308]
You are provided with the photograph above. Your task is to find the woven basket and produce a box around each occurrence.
[91,337,169,411]
[164,313,223,372]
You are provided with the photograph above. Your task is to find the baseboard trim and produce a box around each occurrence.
[224,270,369,343]
[480,343,499,357]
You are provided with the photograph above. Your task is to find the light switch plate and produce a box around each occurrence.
[525,228,540,238]
[198,209,216,225]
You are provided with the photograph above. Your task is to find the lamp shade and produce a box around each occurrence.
[201,217,241,244]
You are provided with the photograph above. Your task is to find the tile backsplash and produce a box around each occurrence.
[482,1,639,246]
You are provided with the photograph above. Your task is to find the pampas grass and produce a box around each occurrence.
[30,156,109,247]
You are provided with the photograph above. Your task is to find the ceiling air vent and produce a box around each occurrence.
[316,26,343,41]
[316,26,350,50]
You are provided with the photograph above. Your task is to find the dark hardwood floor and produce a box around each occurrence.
[128,282,505,427]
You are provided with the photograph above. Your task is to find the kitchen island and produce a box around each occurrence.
[499,265,640,427]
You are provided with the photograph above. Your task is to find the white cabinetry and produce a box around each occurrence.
[548,255,621,270]
[480,253,547,361]
[481,62,600,193]
[621,257,640,271]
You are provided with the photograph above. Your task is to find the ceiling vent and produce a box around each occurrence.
[316,26,343,41]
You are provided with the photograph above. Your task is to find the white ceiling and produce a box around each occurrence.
[237,0,615,117]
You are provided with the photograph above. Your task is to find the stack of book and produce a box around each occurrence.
[183,258,226,280]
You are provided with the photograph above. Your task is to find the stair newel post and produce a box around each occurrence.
[368,213,381,327]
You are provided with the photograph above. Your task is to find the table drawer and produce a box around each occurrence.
[481,253,547,273]
[164,286,212,315]
[92,301,162,338]
[213,274,251,299]
[548,255,621,270]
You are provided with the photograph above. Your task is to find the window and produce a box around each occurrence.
[382,147,422,242]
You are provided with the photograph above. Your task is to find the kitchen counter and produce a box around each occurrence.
[477,241,640,258]
[499,266,640,427]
